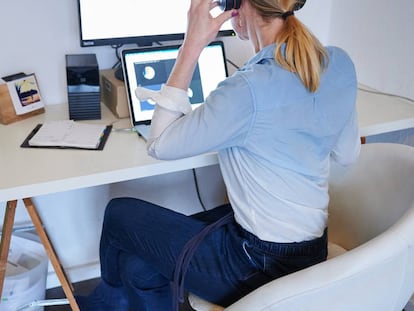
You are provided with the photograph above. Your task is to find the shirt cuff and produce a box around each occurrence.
[135,84,192,114]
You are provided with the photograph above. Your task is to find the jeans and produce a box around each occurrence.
[99,198,327,311]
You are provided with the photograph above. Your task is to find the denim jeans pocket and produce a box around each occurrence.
[241,240,261,270]
[239,239,325,281]
[227,239,272,292]
[226,240,263,290]
[259,246,327,279]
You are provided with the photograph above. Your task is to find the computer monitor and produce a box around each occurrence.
[77,0,236,47]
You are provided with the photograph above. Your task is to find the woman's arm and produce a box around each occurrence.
[135,0,236,154]
[167,0,236,91]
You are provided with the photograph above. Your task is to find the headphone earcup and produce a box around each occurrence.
[219,0,242,11]
[232,0,242,10]
[294,0,306,10]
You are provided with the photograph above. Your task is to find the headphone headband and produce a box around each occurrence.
[218,0,305,12]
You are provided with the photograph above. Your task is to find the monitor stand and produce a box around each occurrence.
[114,66,124,81]
[112,40,159,82]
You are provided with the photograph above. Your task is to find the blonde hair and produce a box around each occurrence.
[249,0,328,93]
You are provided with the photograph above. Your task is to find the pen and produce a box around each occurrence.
[111,127,137,133]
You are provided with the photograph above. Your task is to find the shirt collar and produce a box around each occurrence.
[245,43,277,66]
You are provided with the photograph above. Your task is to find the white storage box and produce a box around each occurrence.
[0,234,48,311]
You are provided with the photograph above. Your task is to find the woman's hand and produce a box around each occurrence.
[182,0,236,54]
[166,0,235,91]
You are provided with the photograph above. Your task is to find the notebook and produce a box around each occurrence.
[21,120,111,150]
[121,41,228,140]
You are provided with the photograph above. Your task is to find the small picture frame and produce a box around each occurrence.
[6,73,44,115]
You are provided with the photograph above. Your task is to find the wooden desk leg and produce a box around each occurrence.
[0,200,18,299]
[23,198,80,311]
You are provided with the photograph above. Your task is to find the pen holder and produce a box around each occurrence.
[0,75,45,125]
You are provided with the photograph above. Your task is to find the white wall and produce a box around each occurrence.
[0,0,331,106]
[328,0,414,100]
[0,0,114,105]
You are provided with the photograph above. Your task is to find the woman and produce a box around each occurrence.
[77,0,360,310]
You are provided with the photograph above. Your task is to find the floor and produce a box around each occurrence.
[44,280,413,311]
[45,278,99,311]
[44,278,194,310]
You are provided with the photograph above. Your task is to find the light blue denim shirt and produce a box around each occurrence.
[149,44,360,242]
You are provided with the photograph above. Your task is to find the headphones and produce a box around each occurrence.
[217,0,306,12]
[294,0,306,11]
[217,0,242,11]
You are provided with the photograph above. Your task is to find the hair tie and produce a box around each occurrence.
[281,10,294,20]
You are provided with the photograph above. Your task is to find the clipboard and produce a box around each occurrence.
[20,124,112,150]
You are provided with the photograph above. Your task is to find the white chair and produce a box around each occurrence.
[189,143,414,311]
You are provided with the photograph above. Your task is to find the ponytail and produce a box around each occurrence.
[247,0,328,92]
[275,16,328,93]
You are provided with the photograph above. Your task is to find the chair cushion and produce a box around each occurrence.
[327,242,348,259]
[189,242,348,311]
[188,294,224,311]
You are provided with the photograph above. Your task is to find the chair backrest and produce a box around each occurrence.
[224,143,414,311]
[328,143,414,250]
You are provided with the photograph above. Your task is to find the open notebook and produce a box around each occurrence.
[121,41,228,140]
[21,120,111,150]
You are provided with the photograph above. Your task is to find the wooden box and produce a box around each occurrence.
[0,79,45,125]
[100,69,129,119]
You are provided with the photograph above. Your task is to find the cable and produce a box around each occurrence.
[358,86,414,104]
[192,168,207,211]
[226,58,241,70]
[16,299,69,310]
[110,44,124,70]
[111,44,123,61]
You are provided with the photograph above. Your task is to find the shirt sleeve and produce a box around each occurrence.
[135,85,192,145]
[147,73,255,160]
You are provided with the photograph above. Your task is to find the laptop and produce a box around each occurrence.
[121,41,228,140]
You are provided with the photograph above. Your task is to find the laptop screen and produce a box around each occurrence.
[122,41,228,126]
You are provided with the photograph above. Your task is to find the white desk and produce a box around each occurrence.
[0,104,219,202]
[2,88,412,202]
[2,88,413,201]
[357,87,414,137]
[0,104,218,311]
[0,89,413,310]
